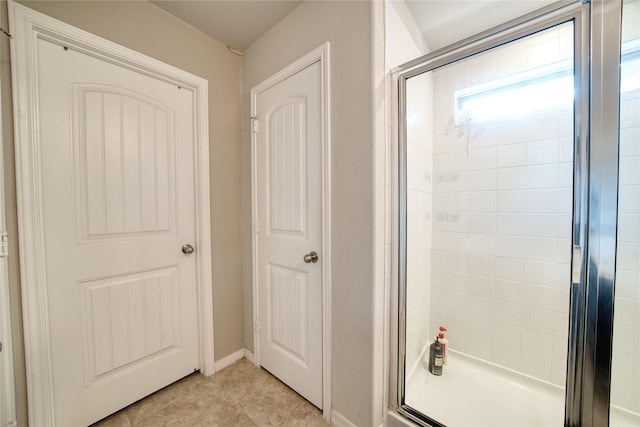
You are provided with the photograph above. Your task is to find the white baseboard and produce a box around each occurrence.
[331,409,358,427]
[244,348,255,364]
[213,349,245,372]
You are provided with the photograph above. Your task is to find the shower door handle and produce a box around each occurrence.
[572,245,582,285]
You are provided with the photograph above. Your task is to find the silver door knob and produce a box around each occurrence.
[303,251,319,263]
[182,244,195,255]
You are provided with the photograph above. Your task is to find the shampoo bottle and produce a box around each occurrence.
[428,336,443,376]
[438,326,449,365]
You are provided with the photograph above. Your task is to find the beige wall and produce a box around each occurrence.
[242,1,385,425]
[5,1,244,425]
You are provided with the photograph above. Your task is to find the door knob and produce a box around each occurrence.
[303,251,319,263]
[182,244,195,255]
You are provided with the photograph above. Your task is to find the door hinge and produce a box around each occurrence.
[0,27,12,39]
[252,222,259,234]
[255,319,260,332]
[250,116,259,133]
[0,231,8,257]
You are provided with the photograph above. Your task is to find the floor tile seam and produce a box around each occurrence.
[126,397,186,426]
[207,384,256,406]
[203,401,247,424]
[125,390,185,425]
[279,400,317,426]
[178,389,248,424]
[131,402,202,427]
[123,413,134,427]
[243,411,266,427]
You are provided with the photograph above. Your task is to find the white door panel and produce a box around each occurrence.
[256,61,323,408]
[38,38,199,426]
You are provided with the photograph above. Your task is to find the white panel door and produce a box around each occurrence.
[256,61,323,408]
[37,38,199,426]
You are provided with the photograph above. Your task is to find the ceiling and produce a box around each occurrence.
[150,1,562,54]
[404,0,559,51]
[151,1,302,51]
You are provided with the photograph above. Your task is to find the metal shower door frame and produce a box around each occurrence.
[391,0,625,425]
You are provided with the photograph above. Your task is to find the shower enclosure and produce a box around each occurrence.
[393,1,639,426]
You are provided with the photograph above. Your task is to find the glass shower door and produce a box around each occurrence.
[400,18,580,427]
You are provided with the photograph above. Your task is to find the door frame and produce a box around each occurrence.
[8,2,215,426]
[250,43,331,418]
[0,36,17,427]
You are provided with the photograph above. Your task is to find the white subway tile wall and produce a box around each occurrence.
[423,23,574,386]
[404,72,435,374]
[612,0,640,415]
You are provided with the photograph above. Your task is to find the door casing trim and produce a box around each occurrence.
[8,2,215,425]
[0,34,17,427]
[250,42,331,419]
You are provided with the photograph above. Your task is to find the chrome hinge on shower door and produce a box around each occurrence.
[0,232,7,258]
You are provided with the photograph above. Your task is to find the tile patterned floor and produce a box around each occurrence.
[92,358,330,427]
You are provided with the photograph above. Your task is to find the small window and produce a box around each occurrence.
[454,59,573,125]
[454,39,639,126]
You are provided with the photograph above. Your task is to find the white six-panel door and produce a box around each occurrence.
[255,61,324,408]
[37,37,199,426]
